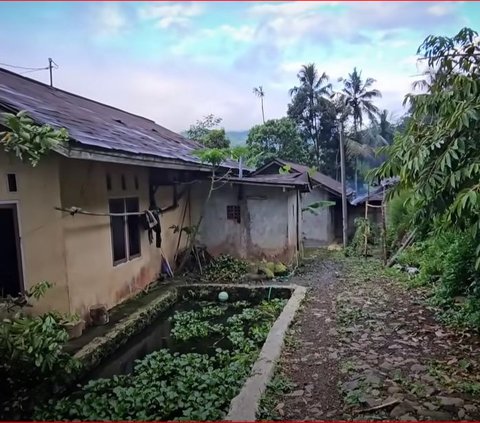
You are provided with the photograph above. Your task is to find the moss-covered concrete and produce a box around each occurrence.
[74,287,177,374]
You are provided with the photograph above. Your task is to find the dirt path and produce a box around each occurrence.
[259,251,480,421]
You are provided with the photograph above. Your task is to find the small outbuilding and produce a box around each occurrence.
[197,172,311,264]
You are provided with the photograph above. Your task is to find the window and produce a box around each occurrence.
[226,205,241,223]
[106,173,112,191]
[134,175,139,190]
[7,174,17,192]
[109,197,141,265]
[121,174,127,191]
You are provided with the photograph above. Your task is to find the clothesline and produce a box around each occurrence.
[54,206,154,217]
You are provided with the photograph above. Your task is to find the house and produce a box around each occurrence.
[0,68,307,319]
[254,159,350,246]
[198,172,311,264]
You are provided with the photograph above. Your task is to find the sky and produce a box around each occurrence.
[0,1,479,132]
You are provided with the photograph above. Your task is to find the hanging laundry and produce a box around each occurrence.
[142,209,162,248]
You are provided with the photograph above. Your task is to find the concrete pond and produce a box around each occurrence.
[42,282,306,420]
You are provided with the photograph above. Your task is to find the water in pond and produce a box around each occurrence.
[87,301,245,380]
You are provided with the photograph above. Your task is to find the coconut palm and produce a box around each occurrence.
[253,86,266,124]
[341,67,382,193]
[288,64,332,166]
[342,67,382,136]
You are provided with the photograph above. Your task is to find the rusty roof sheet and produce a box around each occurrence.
[0,68,238,169]
[227,172,311,192]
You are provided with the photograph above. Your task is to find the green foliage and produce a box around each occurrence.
[202,128,230,149]
[258,374,294,420]
[246,118,308,167]
[373,27,480,267]
[202,254,248,283]
[1,111,68,166]
[193,147,230,168]
[35,298,287,421]
[169,305,226,341]
[386,190,415,249]
[302,200,336,215]
[185,114,230,148]
[0,314,80,419]
[288,65,341,174]
[346,217,378,257]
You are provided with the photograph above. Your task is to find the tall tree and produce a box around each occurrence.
[374,27,480,265]
[342,67,382,135]
[287,63,334,170]
[253,86,266,124]
[246,117,308,167]
[342,67,382,192]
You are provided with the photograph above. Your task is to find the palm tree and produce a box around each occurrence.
[289,64,332,166]
[341,67,382,193]
[253,86,266,124]
[342,68,382,134]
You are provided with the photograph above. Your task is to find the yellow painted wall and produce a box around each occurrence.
[1,151,192,318]
[58,158,189,320]
[0,151,70,313]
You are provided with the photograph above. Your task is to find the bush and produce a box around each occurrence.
[202,254,248,283]
[400,230,480,329]
[386,190,413,250]
[0,283,80,419]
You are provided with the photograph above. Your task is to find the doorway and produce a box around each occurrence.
[0,204,23,297]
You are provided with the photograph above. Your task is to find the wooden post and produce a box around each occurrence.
[364,200,369,257]
[339,121,348,249]
[381,185,387,265]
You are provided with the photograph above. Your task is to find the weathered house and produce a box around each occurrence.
[0,68,237,318]
[0,68,307,319]
[198,173,310,263]
[254,159,349,246]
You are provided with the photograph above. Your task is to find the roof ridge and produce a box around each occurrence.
[0,67,155,123]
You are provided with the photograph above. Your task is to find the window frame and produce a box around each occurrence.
[109,196,141,266]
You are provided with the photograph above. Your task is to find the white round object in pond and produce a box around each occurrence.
[218,291,229,302]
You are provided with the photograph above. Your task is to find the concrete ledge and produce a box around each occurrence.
[226,284,307,421]
[74,288,178,373]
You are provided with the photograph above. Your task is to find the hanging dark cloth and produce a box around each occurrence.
[143,209,162,248]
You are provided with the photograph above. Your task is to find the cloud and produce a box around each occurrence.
[138,2,204,29]
[202,24,255,43]
[95,3,128,37]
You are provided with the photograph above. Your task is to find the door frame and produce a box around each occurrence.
[0,201,25,294]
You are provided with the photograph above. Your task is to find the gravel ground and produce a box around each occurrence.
[258,250,480,421]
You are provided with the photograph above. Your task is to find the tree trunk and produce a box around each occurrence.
[261,97,265,124]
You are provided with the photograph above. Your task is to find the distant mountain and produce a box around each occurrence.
[226,130,249,146]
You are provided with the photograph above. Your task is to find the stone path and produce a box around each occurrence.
[259,251,480,421]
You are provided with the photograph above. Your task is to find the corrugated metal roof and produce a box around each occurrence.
[253,158,351,197]
[0,68,238,169]
[227,172,311,192]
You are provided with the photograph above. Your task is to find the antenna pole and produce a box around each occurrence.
[48,58,53,87]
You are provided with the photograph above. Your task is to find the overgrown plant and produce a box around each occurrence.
[373,27,480,267]
[0,282,80,419]
[1,111,68,166]
[34,299,287,421]
[202,254,248,283]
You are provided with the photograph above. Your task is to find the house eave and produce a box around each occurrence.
[53,144,215,173]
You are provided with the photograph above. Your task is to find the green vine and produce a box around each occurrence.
[1,111,68,166]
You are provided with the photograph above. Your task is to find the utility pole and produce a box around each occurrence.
[339,121,348,249]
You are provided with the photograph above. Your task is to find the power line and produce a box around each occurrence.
[20,67,49,75]
[0,61,48,71]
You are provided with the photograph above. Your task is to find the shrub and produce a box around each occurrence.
[0,283,80,419]
[202,254,248,283]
